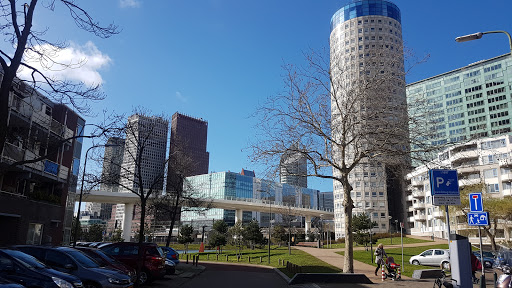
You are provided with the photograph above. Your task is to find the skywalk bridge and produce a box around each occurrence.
[81,190,334,241]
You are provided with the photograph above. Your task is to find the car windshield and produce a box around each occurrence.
[156,247,165,257]
[3,250,47,269]
[66,250,100,268]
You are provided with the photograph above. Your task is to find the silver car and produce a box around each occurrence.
[409,249,450,269]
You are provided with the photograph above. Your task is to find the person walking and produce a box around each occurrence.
[374,243,387,276]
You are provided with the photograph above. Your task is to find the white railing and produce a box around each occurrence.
[220,196,333,213]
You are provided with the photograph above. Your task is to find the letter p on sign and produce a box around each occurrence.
[436,177,444,188]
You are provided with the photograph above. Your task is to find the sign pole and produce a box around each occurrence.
[478,226,484,277]
[445,205,451,240]
[401,224,404,272]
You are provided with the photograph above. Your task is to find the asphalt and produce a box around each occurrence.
[150,236,498,288]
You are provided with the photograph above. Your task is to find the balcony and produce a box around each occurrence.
[450,149,479,164]
[410,178,425,187]
[415,214,427,221]
[407,194,414,201]
[433,210,444,218]
[412,190,425,198]
[24,150,44,171]
[407,216,415,223]
[413,202,426,209]
[9,94,32,119]
[1,142,23,163]
[31,110,51,128]
[459,178,481,187]
[502,173,512,182]
[500,158,512,167]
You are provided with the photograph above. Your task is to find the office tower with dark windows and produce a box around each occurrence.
[330,0,407,239]
[169,112,209,177]
[280,146,308,188]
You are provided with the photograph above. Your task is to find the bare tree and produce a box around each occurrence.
[159,135,212,247]
[0,0,119,163]
[249,48,439,272]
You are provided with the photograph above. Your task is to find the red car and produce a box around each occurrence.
[99,243,166,285]
[74,247,136,283]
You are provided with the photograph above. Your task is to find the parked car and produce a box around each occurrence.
[99,243,166,284]
[409,249,450,269]
[473,251,495,268]
[163,259,175,275]
[14,246,132,288]
[0,249,83,288]
[0,276,25,288]
[73,248,135,282]
[159,247,179,265]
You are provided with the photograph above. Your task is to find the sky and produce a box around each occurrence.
[20,0,512,193]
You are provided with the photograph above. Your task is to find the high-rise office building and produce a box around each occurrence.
[86,137,125,221]
[115,114,168,238]
[280,146,308,188]
[330,0,407,239]
[407,53,512,153]
[169,112,209,177]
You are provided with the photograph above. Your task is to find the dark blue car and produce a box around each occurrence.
[159,247,179,265]
[0,249,82,288]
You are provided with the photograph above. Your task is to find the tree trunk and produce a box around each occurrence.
[165,191,181,247]
[343,181,354,273]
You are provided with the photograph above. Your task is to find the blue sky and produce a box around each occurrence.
[27,0,512,192]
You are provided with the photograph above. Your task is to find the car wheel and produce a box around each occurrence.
[412,260,420,265]
[441,261,450,270]
[138,270,152,285]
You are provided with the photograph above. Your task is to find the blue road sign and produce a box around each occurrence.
[469,193,483,212]
[429,169,460,195]
[468,212,489,226]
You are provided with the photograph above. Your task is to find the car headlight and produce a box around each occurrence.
[52,277,74,288]
[107,278,124,284]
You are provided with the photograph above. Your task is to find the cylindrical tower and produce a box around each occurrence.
[330,0,407,240]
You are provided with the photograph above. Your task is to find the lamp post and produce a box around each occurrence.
[388,216,393,245]
[455,30,512,53]
[73,143,118,247]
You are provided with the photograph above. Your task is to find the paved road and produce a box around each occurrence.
[179,262,289,288]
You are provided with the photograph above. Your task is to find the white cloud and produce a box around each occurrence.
[18,41,112,87]
[175,91,187,103]
[120,0,140,8]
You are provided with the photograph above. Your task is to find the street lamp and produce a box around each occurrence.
[388,216,393,245]
[73,143,119,247]
[455,31,512,53]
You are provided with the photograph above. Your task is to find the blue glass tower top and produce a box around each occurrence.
[330,0,401,33]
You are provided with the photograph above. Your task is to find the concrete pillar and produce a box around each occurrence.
[305,215,312,235]
[234,209,243,223]
[122,203,134,242]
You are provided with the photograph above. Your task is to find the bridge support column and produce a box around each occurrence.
[235,209,243,223]
[122,203,134,242]
[305,215,311,236]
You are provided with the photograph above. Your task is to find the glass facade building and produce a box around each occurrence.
[180,171,319,227]
[407,53,512,152]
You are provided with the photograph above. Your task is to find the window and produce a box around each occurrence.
[46,250,74,269]
[486,184,499,193]
[484,169,498,179]
[435,250,445,255]
[26,223,43,245]
[421,250,433,256]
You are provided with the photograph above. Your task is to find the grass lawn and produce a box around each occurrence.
[337,244,449,278]
[182,246,341,278]
[323,236,431,249]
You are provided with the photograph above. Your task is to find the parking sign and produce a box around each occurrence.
[429,169,461,205]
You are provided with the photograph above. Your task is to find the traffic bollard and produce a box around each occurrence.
[494,272,497,288]
[480,275,485,288]
[186,254,189,264]
[381,265,385,281]
[397,266,401,280]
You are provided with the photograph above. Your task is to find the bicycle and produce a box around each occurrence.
[433,270,456,288]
